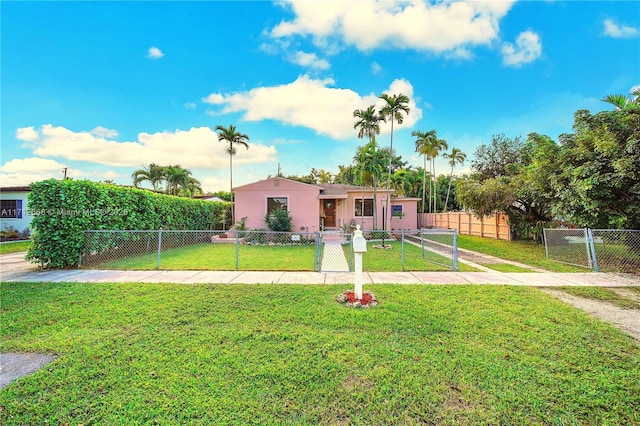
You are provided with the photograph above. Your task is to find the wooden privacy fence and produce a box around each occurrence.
[419,212,511,241]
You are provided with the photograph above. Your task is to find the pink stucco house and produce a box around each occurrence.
[233,177,419,232]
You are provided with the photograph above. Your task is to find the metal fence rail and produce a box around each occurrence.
[543,228,640,273]
[81,229,459,272]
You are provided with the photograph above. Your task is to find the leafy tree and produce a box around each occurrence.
[456,134,554,240]
[310,168,334,184]
[215,124,250,224]
[443,147,467,212]
[285,174,318,185]
[552,103,640,228]
[334,165,357,185]
[471,133,525,180]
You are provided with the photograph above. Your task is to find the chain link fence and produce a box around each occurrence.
[80,229,459,272]
[402,229,458,271]
[543,228,640,273]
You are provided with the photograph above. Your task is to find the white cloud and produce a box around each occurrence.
[147,46,165,59]
[603,18,640,38]
[271,0,515,55]
[371,61,382,75]
[291,51,330,70]
[202,75,422,139]
[16,125,277,169]
[501,31,542,67]
[184,102,197,109]
[91,126,119,138]
[97,170,124,179]
[0,157,83,186]
[16,126,39,142]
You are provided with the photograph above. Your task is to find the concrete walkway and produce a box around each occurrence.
[1,252,638,286]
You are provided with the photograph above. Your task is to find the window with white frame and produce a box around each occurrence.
[267,197,288,214]
[354,199,373,217]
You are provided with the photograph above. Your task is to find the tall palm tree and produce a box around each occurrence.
[379,93,410,231]
[353,106,385,229]
[443,148,467,212]
[215,124,249,224]
[602,87,640,110]
[131,163,165,191]
[353,140,381,227]
[353,105,385,142]
[412,130,438,214]
[430,137,448,213]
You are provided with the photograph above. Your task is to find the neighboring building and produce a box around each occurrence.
[195,195,226,202]
[0,186,33,232]
[233,177,419,232]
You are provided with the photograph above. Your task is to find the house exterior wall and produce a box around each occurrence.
[234,178,321,231]
[388,198,420,230]
[341,191,419,231]
[0,190,34,232]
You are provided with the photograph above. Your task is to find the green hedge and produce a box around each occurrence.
[26,179,230,269]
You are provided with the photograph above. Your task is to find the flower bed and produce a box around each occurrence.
[336,290,378,308]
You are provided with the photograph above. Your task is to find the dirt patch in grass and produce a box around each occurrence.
[540,288,640,343]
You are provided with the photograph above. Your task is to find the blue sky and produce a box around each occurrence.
[2,0,639,192]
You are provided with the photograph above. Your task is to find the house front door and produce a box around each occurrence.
[323,200,336,228]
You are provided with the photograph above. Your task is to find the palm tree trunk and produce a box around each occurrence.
[432,158,437,214]
[421,155,426,214]
[386,119,394,233]
[230,150,234,226]
[361,184,365,227]
[444,164,454,212]
[373,179,378,230]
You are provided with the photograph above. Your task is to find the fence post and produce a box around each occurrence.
[235,230,239,271]
[586,228,600,272]
[314,232,322,271]
[401,231,405,271]
[452,230,458,271]
[78,231,84,268]
[156,228,163,269]
[543,229,550,259]
[582,227,593,270]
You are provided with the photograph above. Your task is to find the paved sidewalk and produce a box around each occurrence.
[1,252,638,287]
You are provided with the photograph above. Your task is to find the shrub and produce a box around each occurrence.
[264,209,292,232]
[26,179,230,269]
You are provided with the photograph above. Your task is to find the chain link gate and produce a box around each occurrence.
[543,228,640,273]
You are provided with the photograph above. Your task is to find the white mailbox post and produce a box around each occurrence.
[352,225,367,300]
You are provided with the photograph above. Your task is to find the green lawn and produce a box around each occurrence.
[98,243,318,271]
[0,241,30,255]
[457,235,587,272]
[1,282,638,425]
[90,240,478,272]
[360,240,478,272]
